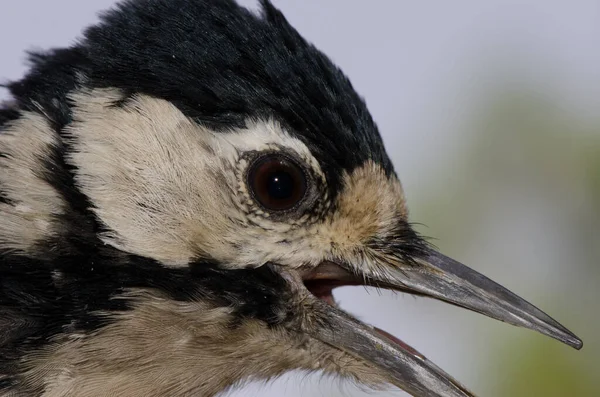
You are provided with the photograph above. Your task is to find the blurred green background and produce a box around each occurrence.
[412,80,600,396]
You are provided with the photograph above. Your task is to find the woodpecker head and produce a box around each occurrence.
[0,1,582,396]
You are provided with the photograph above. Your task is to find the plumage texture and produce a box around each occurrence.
[0,1,416,395]
[6,0,393,191]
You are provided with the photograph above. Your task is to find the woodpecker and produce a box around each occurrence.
[0,1,582,396]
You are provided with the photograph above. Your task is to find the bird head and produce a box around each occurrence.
[0,1,582,396]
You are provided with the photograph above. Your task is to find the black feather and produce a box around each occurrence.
[5,0,393,192]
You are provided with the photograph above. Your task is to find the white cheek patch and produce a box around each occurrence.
[62,88,402,270]
[0,89,404,273]
[0,111,65,255]
[64,88,322,267]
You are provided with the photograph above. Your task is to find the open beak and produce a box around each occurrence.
[298,247,583,397]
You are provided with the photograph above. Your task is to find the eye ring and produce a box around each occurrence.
[247,153,308,212]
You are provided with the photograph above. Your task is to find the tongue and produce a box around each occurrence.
[374,326,426,360]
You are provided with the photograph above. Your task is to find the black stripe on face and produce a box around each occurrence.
[0,247,291,388]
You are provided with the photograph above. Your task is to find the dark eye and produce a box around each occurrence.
[248,154,307,211]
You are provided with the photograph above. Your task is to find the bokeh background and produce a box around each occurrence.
[1,1,598,396]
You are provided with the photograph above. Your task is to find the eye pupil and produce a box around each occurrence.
[248,154,307,212]
[267,171,295,200]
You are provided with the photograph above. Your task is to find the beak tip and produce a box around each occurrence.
[549,321,583,350]
[570,336,584,350]
[556,329,583,349]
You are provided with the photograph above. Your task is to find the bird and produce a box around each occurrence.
[0,1,583,396]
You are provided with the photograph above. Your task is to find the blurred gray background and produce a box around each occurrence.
[2,1,598,396]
